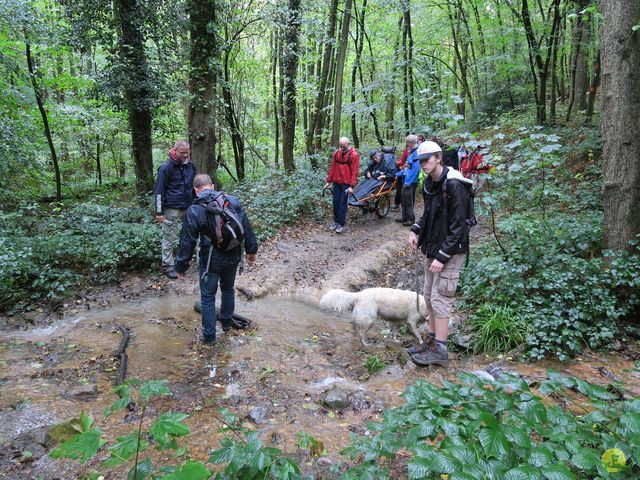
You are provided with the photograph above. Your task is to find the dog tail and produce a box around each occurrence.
[319,289,358,314]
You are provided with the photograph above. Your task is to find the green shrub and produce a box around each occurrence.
[468,304,529,355]
[0,163,330,312]
[341,369,640,479]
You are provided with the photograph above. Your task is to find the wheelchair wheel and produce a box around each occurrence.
[375,195,390,218]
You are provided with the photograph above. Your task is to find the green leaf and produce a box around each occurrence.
[503,425,532,449]
[50,427,103,463]
[505,465,543,480]
[571,448,598,470]
[128,457,153,480]
[478,427,510,458]
[480,411,500,429]
[540,464,576,480]
[528,446,553,467]
[103,432,148,467]
[159,460,210,479]
[104,387,131,418]
[139,380,172,402]
[149,412,190,448]
[408,458,433,479]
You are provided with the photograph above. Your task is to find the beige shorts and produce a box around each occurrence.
[424,253,466,318]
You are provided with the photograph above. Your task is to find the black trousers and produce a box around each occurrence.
[394,181,403,206]
[401,183,417,223]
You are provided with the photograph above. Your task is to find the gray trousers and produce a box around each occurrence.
[162,208,186,268]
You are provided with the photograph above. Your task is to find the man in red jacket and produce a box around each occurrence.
[324,137,360,234]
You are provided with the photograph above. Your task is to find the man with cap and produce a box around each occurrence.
[324,137,360,234]
[406,140,474,366]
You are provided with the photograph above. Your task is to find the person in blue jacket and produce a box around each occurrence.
[395,134,420,226]
[154,140,197,279]
[176,174,258,344]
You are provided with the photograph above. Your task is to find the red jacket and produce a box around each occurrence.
[397,148,410,169]
[327,147,360,187]
[461,149,491,178]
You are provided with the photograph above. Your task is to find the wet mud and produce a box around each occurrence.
[1,213,638,479]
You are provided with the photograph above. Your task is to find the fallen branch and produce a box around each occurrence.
[114,321,131,387]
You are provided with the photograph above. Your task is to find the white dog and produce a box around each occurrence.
[319,288,427,346]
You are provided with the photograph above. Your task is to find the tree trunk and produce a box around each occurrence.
[330,0,353,147]
[401,15,410,133]
[113,0,155,194]
[188,0,220,182]
[601,1,640,250]
[585,49,600,125]
[281,0,300,173]
[574,9,590,111]
[222,44,245,181]
[271,32,280,168]
[307,0,339,157]
[403,2,416,122]
[25,38,62,201]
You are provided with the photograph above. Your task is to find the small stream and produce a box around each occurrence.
[1,294,638,478]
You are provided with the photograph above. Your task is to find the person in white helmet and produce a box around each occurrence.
[406,141,474,367]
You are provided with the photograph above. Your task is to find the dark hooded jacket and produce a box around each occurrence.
[365,155,398,180]
[154,151,198,214]
[175,190,258,274]
[410,166,473,264]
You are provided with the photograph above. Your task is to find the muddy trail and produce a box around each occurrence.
[1,211,639,479]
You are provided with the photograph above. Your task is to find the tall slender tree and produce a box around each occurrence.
[330,0,353,147]
[281,0,301,173]
[112,0,155,193]
[188,0,220,181]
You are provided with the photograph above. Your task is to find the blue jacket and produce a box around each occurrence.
[154,157,197,214]
[175,190,258,274]
[397,147,420,185]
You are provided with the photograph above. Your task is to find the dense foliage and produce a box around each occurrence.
[340,370,640,479]
[459,116,640,360]
[0,164,327,312]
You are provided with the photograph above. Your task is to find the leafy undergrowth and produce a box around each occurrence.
[0,163,328,313]
[341,369,640,480]
[53,369,640,479]
[455,114,640,360]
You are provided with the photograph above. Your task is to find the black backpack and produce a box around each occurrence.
[202,194,245,252]
[442,179,477,229]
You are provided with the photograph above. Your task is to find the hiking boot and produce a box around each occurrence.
[406,334,436,355]
[200,335,216,345]
[395,217,405,223]
[390,205,399,211]
[409,342,449,367]
[335,225,344,234]
[219,319,232,333]
[328,222,338,231]
[193,301,202,313]
[165,268,178,279]
[402,221,413,226]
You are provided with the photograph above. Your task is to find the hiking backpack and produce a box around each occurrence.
[202,194,245,252]
[442,179,477,229]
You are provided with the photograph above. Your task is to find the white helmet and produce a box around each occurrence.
[416,141,442,161]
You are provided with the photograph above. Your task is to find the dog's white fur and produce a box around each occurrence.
[319,288,427,346]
